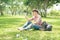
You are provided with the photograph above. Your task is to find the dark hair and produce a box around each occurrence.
[32,9,39,14]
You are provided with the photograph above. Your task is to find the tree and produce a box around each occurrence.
[23,0,60,17]
[0,0,10,16]
[43,0,60,17]
[7,0,24,15]
[0,4,5,16]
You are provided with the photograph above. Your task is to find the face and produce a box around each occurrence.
[32,11,38,16]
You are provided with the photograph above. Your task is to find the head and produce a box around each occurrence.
[32,9,39,16]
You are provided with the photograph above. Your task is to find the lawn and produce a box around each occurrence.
[0,16,60,40]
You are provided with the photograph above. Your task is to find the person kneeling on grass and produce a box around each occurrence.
[18,9,43,31]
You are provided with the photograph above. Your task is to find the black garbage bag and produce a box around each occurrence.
[41,21,52,31]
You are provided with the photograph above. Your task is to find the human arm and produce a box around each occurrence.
[25,16,34,21]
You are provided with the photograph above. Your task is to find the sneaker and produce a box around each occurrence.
[18,27,24,31]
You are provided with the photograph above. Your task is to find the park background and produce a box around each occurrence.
[0,0,60,40]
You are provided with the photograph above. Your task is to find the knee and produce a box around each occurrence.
[32,24,40,30]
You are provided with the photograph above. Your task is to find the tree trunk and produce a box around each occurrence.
[44,8,47,17]
[41,11,43,17]
[43,0,48,17]
[12,11,14,16]
[0,11,4,16]
[26,7,28,15]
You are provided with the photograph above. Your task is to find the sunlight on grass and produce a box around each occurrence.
[0,16,60,40]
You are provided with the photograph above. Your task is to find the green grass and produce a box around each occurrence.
[0,16,60,40]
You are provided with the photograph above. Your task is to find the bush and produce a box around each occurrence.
[49,10,60,16]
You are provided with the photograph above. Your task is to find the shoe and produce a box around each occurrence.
[18,27,24,31]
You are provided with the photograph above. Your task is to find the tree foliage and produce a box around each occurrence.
[0,0,60,16]
[0,0,10,16]
[24,0,60,17]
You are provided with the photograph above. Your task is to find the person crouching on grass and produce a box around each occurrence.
[18,9,43,31]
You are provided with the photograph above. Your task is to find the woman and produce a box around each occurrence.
[18,9,42,30]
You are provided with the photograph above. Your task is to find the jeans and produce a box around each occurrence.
[22,21,41,30]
